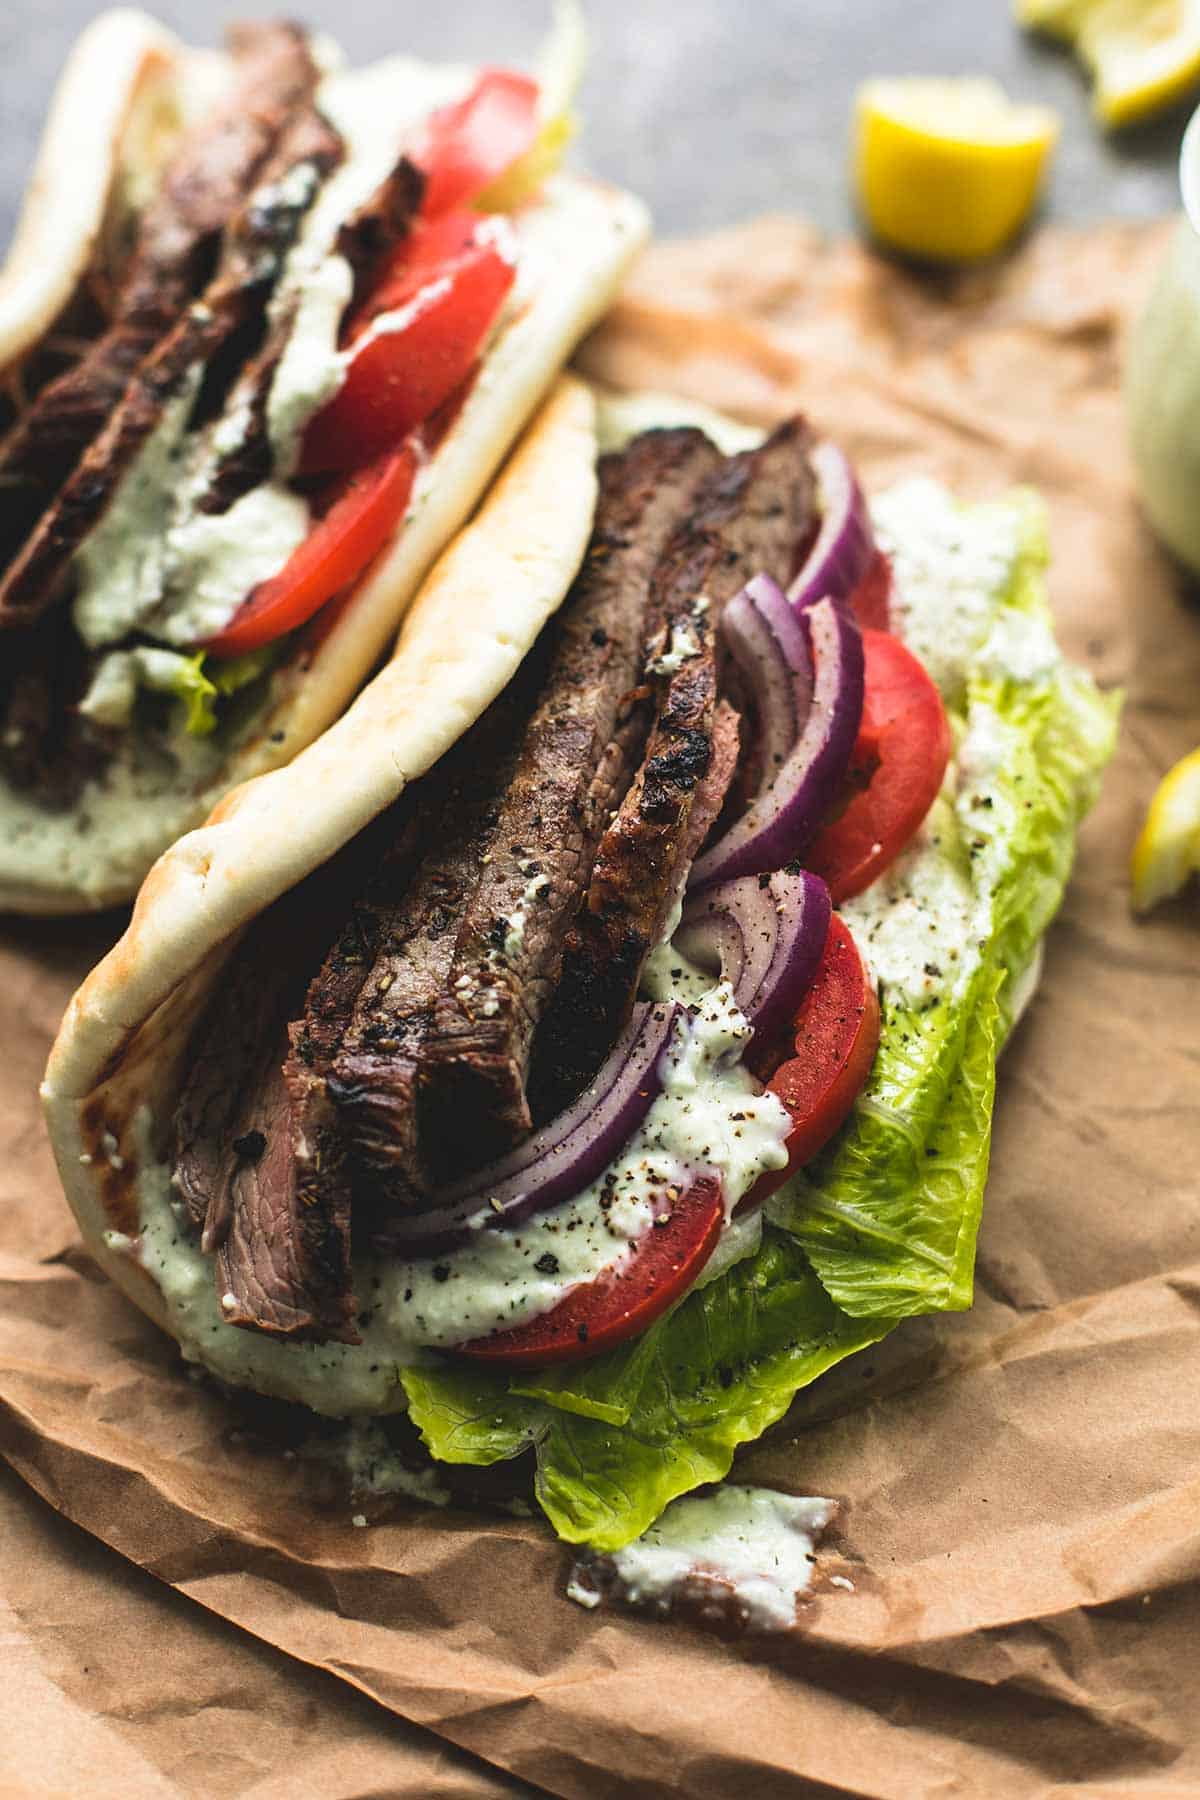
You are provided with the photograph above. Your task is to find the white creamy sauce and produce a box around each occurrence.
[0,729,229,905]
[568,1485,838,1629]
[144,484,311,646]
[871,478,1025,701]
[133,979,791,1412]
[68,57,476,657]
[72,370,203,648]
[264,57,475,472]
[78,645,202,728]
[974,608,1060,686]
[840,800,982,1008]
[648,617,703,676]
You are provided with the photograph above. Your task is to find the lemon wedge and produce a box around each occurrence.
[854,78,1060,263]
[1131,746,1200,911]
[1017,0,1200,128]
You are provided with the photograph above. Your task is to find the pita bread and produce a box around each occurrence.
[0,9,181,376]
[42,373,600,1354]
[0,23,649,915]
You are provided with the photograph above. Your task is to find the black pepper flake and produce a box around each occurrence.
[432,1264,451,1283]
[232,1130,266,1161]
[534,1252,560,1275]
[576,1322,590,1343]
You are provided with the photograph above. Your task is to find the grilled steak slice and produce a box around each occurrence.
[0,23,323,584]
[413,438,718,1179]
[214,1049,360,1343]
[0,617,116,806]
[173,813,404,1339]
[0,102,341,633]
[326,684,538,1205]
[197,156,425,515]
[529,420,818,1117]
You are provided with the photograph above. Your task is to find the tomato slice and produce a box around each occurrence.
[458,1176,724,1368]
[412,69,540,218]
[740,916,880,1212]
[806,629,951,904]
[300,237,515,475]
[351,209,485,334]
[849,549,892,632]
[203,445,417,659]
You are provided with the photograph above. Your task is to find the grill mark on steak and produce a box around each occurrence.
[529,421,818,1118]
[412,437,715,1180]
[0,23,323,585]
[0,102,341,634]
[197,155,425,515]
[325,685,537,1206]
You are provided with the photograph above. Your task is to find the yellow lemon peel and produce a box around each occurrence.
[854,77,1059,263]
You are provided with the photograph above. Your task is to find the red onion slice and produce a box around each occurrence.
[372,1001,681,1257]
[723,574,812,799]
[679,869,831,1051]
[790,441,875,612]
[691,592,864,889]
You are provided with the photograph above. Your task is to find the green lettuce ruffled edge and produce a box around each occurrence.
[398,488,1119,1551]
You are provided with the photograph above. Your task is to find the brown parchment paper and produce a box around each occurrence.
[1,215,1198,1800]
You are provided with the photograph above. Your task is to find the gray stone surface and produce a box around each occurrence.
[0,0,1190,253]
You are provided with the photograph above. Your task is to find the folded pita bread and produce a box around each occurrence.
[42,374,601,1370]
[0,15,648,915]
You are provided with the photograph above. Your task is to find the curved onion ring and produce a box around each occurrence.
[789,440,876,612]
[692,585,864,889]
[679,868,831,1053]
[372,1002,681,1257]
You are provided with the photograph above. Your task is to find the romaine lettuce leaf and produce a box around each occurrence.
[771,494,1119,1319]
[403,1231,889,1550]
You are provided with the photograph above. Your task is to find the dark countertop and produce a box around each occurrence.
[0,0,1192,253]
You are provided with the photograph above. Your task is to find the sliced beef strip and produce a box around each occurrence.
[0,616,117,806]
[215,1051,359,1343]
[197,156,425,516]
[0,102,341,634]
[173,807,408,1339]
[325,680,540,1206]
[411,436,723,1181]
[0,22,323,582]
[528,420,818,1119]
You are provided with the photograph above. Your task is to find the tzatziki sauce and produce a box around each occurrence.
[567,1484,838,1630]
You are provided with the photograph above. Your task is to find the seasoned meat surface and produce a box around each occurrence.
[0,22,324,585]
[0,100,341,631]
[528,420,818,1119]
[414,428,723,1180]
[169,419,819,1340]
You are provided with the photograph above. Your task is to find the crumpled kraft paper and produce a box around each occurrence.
[1,214,1198,1800]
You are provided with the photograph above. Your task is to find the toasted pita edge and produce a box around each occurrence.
[0,174,648,914]
[0,9,182,375]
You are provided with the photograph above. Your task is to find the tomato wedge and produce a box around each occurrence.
[351,209,485,333]
[301,236,515,476]
[458,1176,724,1368]
[412,69,540,218]
[740,916,880,1212]
[806,628,951,903]
[203,445,417,659]
[849,549,893,632]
